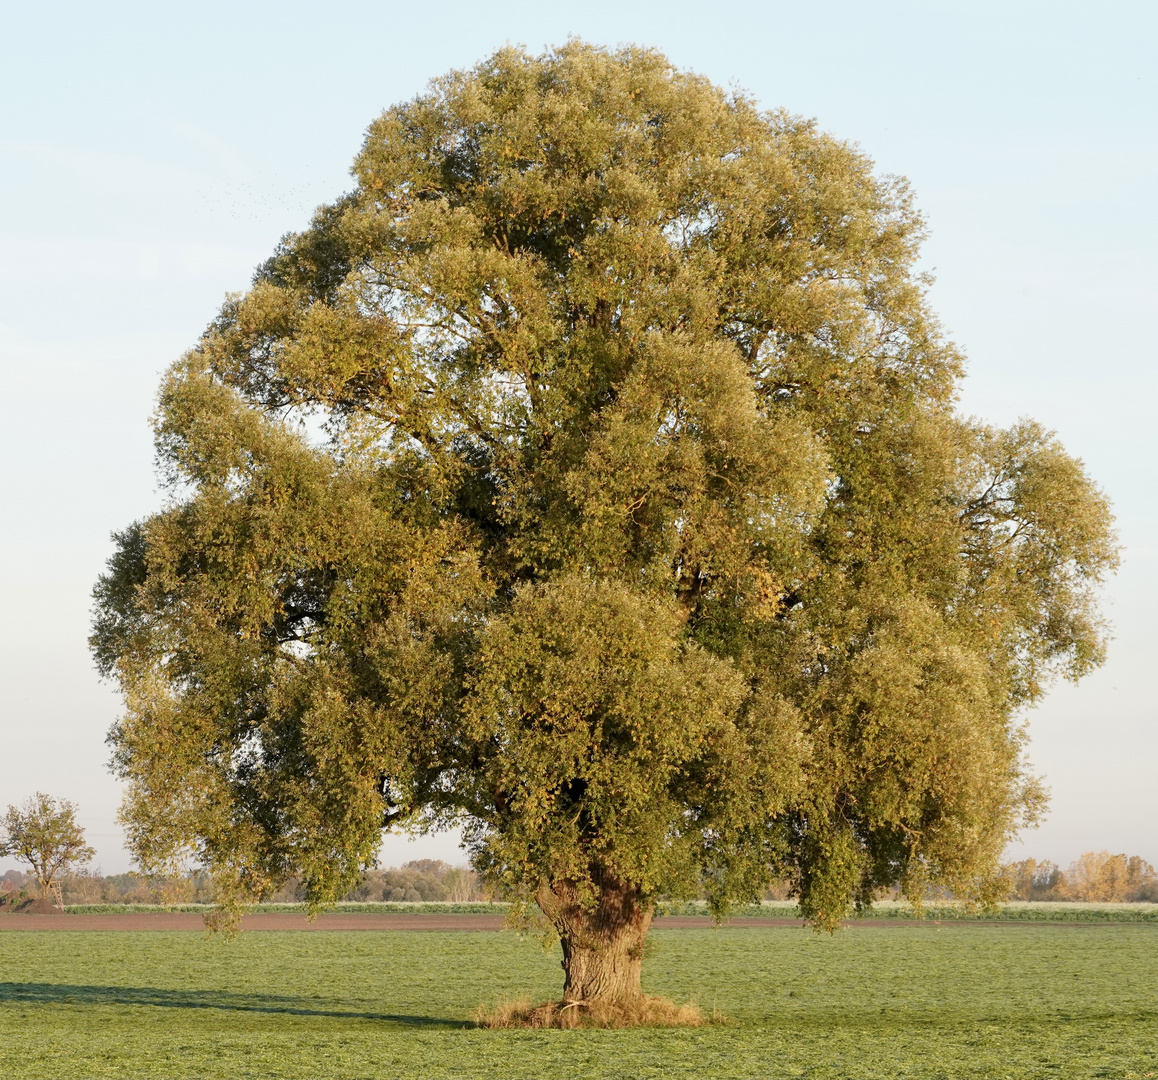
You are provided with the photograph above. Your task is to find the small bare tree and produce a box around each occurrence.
[1,793,95,901]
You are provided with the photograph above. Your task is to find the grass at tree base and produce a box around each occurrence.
[475,994,714,1028]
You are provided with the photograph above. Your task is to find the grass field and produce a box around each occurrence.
[2,925,1154,1079]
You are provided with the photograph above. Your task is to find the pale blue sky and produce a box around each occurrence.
[2,0,1154,873]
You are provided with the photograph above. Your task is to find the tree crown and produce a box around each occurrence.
[92,42,1117,927]
[1,793,95,897]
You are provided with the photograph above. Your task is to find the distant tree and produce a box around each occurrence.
[441,866,480,903]
[1123,857,1158,902]
[92,42,1118,1016]
[355,860,483,902]
[0,794,95,901]
[0,869,31,896]
[1062,851,1158,902]
[58,867,105,905]
[1002,858,1064,901]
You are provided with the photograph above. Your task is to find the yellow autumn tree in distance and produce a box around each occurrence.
[1003,852,1158,903]
[91,42,1118,1020]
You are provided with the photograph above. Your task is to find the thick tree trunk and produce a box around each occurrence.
[536,869,653,1005]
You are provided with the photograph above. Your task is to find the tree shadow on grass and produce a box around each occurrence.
[0,982,460,1027]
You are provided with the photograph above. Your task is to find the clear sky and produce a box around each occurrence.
[1,0,1154,875]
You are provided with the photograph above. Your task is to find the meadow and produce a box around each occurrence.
[1,924,1154,1079]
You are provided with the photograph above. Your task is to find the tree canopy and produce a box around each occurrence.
[1,793,95,900]
[92,42,1117,1008]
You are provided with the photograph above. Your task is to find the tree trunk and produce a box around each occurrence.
[536,869,653,1005]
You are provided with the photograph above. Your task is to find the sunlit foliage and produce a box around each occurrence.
[92,43,1117,998]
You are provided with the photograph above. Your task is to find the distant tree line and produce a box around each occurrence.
[3,851,1154,906]
[0,860,490,905]
[275,860,487,903]
[1001,852,1158,902]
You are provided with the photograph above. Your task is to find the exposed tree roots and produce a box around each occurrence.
[474,994,719,1029]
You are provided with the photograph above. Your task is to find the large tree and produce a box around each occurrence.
[92,43,1116,1014]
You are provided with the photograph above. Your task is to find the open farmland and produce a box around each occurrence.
[1,924,1154,1079]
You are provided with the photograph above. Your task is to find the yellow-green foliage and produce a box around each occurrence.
[92,43,1117,929]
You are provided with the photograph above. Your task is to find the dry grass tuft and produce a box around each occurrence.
[474,994,721,1029]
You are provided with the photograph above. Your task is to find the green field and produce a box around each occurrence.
[2,925,1154,1079]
